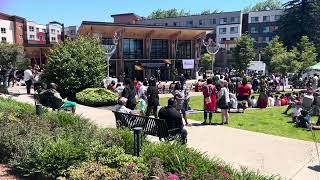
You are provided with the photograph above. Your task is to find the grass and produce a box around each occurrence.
[160,95,320,142]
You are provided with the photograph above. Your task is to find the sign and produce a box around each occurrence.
[182,59,194,69]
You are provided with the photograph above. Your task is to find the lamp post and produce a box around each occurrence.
[94,32,120,80]
[49,21,65,42]
[203,38,220,77]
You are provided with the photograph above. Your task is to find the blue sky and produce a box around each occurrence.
[1,0,287,26]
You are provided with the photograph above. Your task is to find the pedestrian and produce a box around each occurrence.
[202,78,217,125]
[121,78,137,110]
[24,66,33,95]
[138,80,148,115]
[146,78,159,118]
[8,65,17,87]
[172,82,190,126]
[217,80,230,125]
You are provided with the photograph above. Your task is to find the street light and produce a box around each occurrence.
[49,21,65,42]
[203,38,220,77]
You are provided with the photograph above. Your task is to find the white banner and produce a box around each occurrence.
[182,59,194,69]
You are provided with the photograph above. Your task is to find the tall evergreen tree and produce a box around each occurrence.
[278,0,320,54]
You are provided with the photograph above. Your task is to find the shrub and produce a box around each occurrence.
[76,88,118,107]
[41,36,106,99]
[66,162,121,180]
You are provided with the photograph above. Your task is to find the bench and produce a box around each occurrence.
[112,111,184,142]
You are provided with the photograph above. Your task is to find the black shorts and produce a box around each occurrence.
[237,95,249,101]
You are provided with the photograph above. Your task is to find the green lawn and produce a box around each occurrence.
[160,95,320,142]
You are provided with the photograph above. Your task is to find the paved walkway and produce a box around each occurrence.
[4,86,320,180]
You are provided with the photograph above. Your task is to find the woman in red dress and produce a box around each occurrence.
[202,78,217,125]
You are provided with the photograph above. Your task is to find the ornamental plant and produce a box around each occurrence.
[41,36,106,100]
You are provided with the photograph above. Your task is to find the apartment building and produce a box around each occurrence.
[248,9,284,48]
[0,12,25,45]
[65,26,77,40]
[26,21,47,44]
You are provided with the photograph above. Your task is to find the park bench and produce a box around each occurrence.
[34,91,71,112]
[112,111,184,142]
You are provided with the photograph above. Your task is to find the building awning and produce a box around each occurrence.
[78,21,213,40]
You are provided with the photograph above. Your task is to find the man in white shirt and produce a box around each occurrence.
[116,97,132,114]
[312,74,319,90]
[23,66,33,94]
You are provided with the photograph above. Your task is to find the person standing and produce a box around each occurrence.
[24,66,33,95]
[8,65,17,87]
[146,78,159,118]
[121,78,137,110]
[217,80,230,125]
[202,78,217,125]
[138,80,148,115]
[172,82,190,126]
[312,74,319,90]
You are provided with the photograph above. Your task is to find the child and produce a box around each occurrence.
[292,101,302,122]
[250,96,257,108]
[275,95,281,106]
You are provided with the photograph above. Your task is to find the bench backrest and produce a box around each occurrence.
[113,111,169,138]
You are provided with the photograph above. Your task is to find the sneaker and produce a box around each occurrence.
[201,122,207,125]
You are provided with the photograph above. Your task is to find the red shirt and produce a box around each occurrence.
[237,83,252,96]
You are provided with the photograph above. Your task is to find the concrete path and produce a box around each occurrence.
[5,86,320,180]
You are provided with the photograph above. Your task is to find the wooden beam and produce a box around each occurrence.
[145,30,155,39]
[193,32,206,40]
[169,31,181,40]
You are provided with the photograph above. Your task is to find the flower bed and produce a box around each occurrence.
[76,88,118,107]
[0,97,278,180]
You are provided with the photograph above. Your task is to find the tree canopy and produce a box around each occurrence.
[147,9,190,19]
[200,9,223,15]
[233,34,255,71]
[243,0,283,12]
[0,43,30,70]
[261,36,287,69]
[278,0,320,54]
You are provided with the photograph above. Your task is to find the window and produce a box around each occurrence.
[230,37,237,41]
[1,28,6,34]
[219,28,227,34]
[51,29,56,34]
[123,39,143,59]
[274,26,279,30]
[251,37,258,42]
[230,27,238,34]
[231,17,240,24]
[42,29,46,32]
[209,19,216,24]
[250,27,258,33]
[1,37,6,43]
[199,20,203,25]
[19,25,23,30]
[36,28,39,32]
[251,17,259,23]
[220,38,226,43]
[29,35,35,40]
[263,36,270,43]
[186,20,193,26]
[173,22,178,26]
[70,30,75,35]
[51,37,56,41]
[151,39,168,59]
[219,18,227,24]
[29,26,34,32]
[57,30,60,33]
[19,34,23,39]
[263,16,270,22]
[263,26,270,33]
[177,40,191,59]
[274,15,281,21]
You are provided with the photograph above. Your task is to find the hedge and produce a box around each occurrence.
[76,88,118,107]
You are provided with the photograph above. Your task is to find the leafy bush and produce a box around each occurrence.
[76,88,118,107]
[41,36,106,99]
[66,162,121,180]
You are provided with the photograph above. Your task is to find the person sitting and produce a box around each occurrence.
[292,101,302,122]
[296,110,311,129]
[158,98,188,144]
[229,93,238,109]
[116,97,133,114]
[250,96,257,108]
[268,95,275,107]
[302,90,314,111]
[107,80,116,91]
[45,83,76,113]
[274,95,281,106]
[280,95,288,106]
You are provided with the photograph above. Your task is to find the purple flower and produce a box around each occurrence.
[127,162,137,170]
[167,173,179,180]
[136,172,144,178]
[223,172,230,178]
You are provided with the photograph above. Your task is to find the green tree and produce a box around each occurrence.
[233,34,255,71]
[278,0,320,54]
[200,9,223,15]
[243,0,282,12]
[261,36,287,69]
[295,36,318,71]
[200,53,212,71]
[148,9,190,19]
[0,43,24,66]
[41,36,106,99]
[270,51,300,75]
